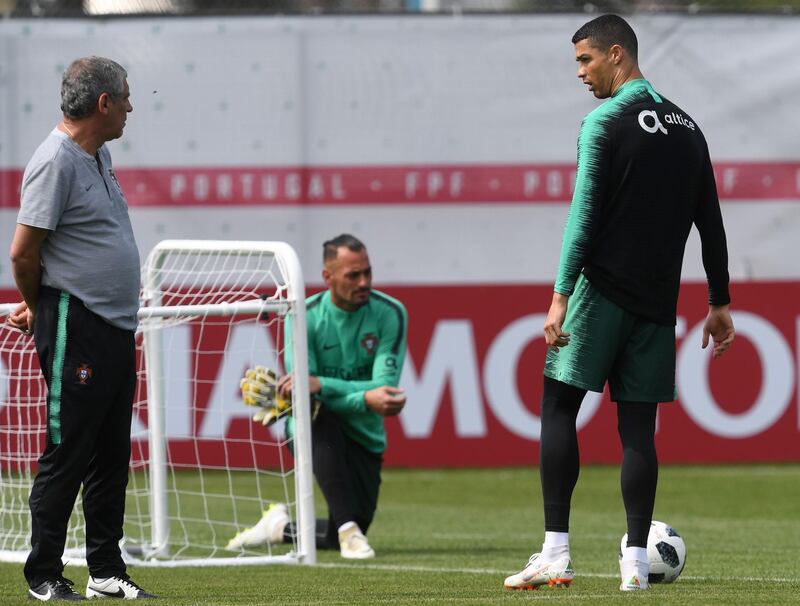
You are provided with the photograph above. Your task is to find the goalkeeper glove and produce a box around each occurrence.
[240,366,291,426]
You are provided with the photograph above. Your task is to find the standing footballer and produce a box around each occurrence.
[503,15,735,592]
[9,57,156,600]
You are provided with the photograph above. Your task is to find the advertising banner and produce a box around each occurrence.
[1,15,798,464]
[4,281,796,466]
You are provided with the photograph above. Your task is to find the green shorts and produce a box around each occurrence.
[544,274,677,403]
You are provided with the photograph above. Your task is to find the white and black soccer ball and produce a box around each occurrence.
[620,520,686,583]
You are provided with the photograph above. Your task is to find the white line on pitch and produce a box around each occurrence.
[316,562,799,584]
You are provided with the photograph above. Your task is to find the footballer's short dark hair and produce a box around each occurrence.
[572,14,638,62]
[323,234,366,262]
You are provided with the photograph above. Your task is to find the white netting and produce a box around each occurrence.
[0,240,315,567]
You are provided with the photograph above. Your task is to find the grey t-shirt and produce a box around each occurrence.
[18,129,140,331]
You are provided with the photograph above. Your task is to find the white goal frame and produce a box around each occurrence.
[0,239,316,567]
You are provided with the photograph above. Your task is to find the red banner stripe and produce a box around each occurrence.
[2,161,799,208]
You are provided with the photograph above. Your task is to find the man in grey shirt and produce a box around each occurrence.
[9,57,156,601]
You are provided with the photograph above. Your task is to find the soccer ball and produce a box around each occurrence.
[620,520,686,583]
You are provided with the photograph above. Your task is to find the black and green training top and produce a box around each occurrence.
[555,79,730,325]
[285,289,407,453]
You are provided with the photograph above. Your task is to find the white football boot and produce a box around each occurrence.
[225,503,290,550]
[504,553,574,590]
[86,574,157,599]
[619,559,651,591]
[338,524,375,559]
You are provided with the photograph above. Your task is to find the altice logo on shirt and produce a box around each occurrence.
[638,110,668,134]
[638,110,697,135]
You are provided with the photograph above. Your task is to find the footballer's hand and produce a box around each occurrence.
[7,301,34,335]
[702,304,735,358]
[365,386,406,417]
[544,292,570,351]
[240,366,291,426]
[277,374,321,400]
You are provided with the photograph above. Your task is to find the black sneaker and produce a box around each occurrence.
[86,573,157,599]
[28,577,86,601]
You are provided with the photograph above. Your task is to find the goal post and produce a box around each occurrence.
[0,240,316,567]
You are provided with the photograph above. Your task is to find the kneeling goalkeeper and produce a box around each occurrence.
[228,234,407,559]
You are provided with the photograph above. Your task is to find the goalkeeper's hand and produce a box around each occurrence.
[240,366,291,426]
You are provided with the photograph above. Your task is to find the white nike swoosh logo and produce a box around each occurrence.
[30,588,52,600]
[521,565,546,582]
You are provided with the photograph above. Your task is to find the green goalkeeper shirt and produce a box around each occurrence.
[285,289,408,454]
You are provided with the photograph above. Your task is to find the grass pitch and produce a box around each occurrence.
[1,465,798,604]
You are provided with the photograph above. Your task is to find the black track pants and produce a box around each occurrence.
[25,287,135,586]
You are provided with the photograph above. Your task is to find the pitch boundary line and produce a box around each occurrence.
[317,561,799,584]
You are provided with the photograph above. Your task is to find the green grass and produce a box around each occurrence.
[2,465,799,604]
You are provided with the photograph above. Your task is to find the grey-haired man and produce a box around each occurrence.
[9,56,156,601]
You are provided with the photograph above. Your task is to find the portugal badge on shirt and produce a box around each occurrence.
[75,363,93,385]
[108,168,127,201]
[360,333,378,354]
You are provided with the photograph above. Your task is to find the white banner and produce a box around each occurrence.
[1,14,798,290]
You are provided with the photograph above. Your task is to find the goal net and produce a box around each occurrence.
[0,239,316,567]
